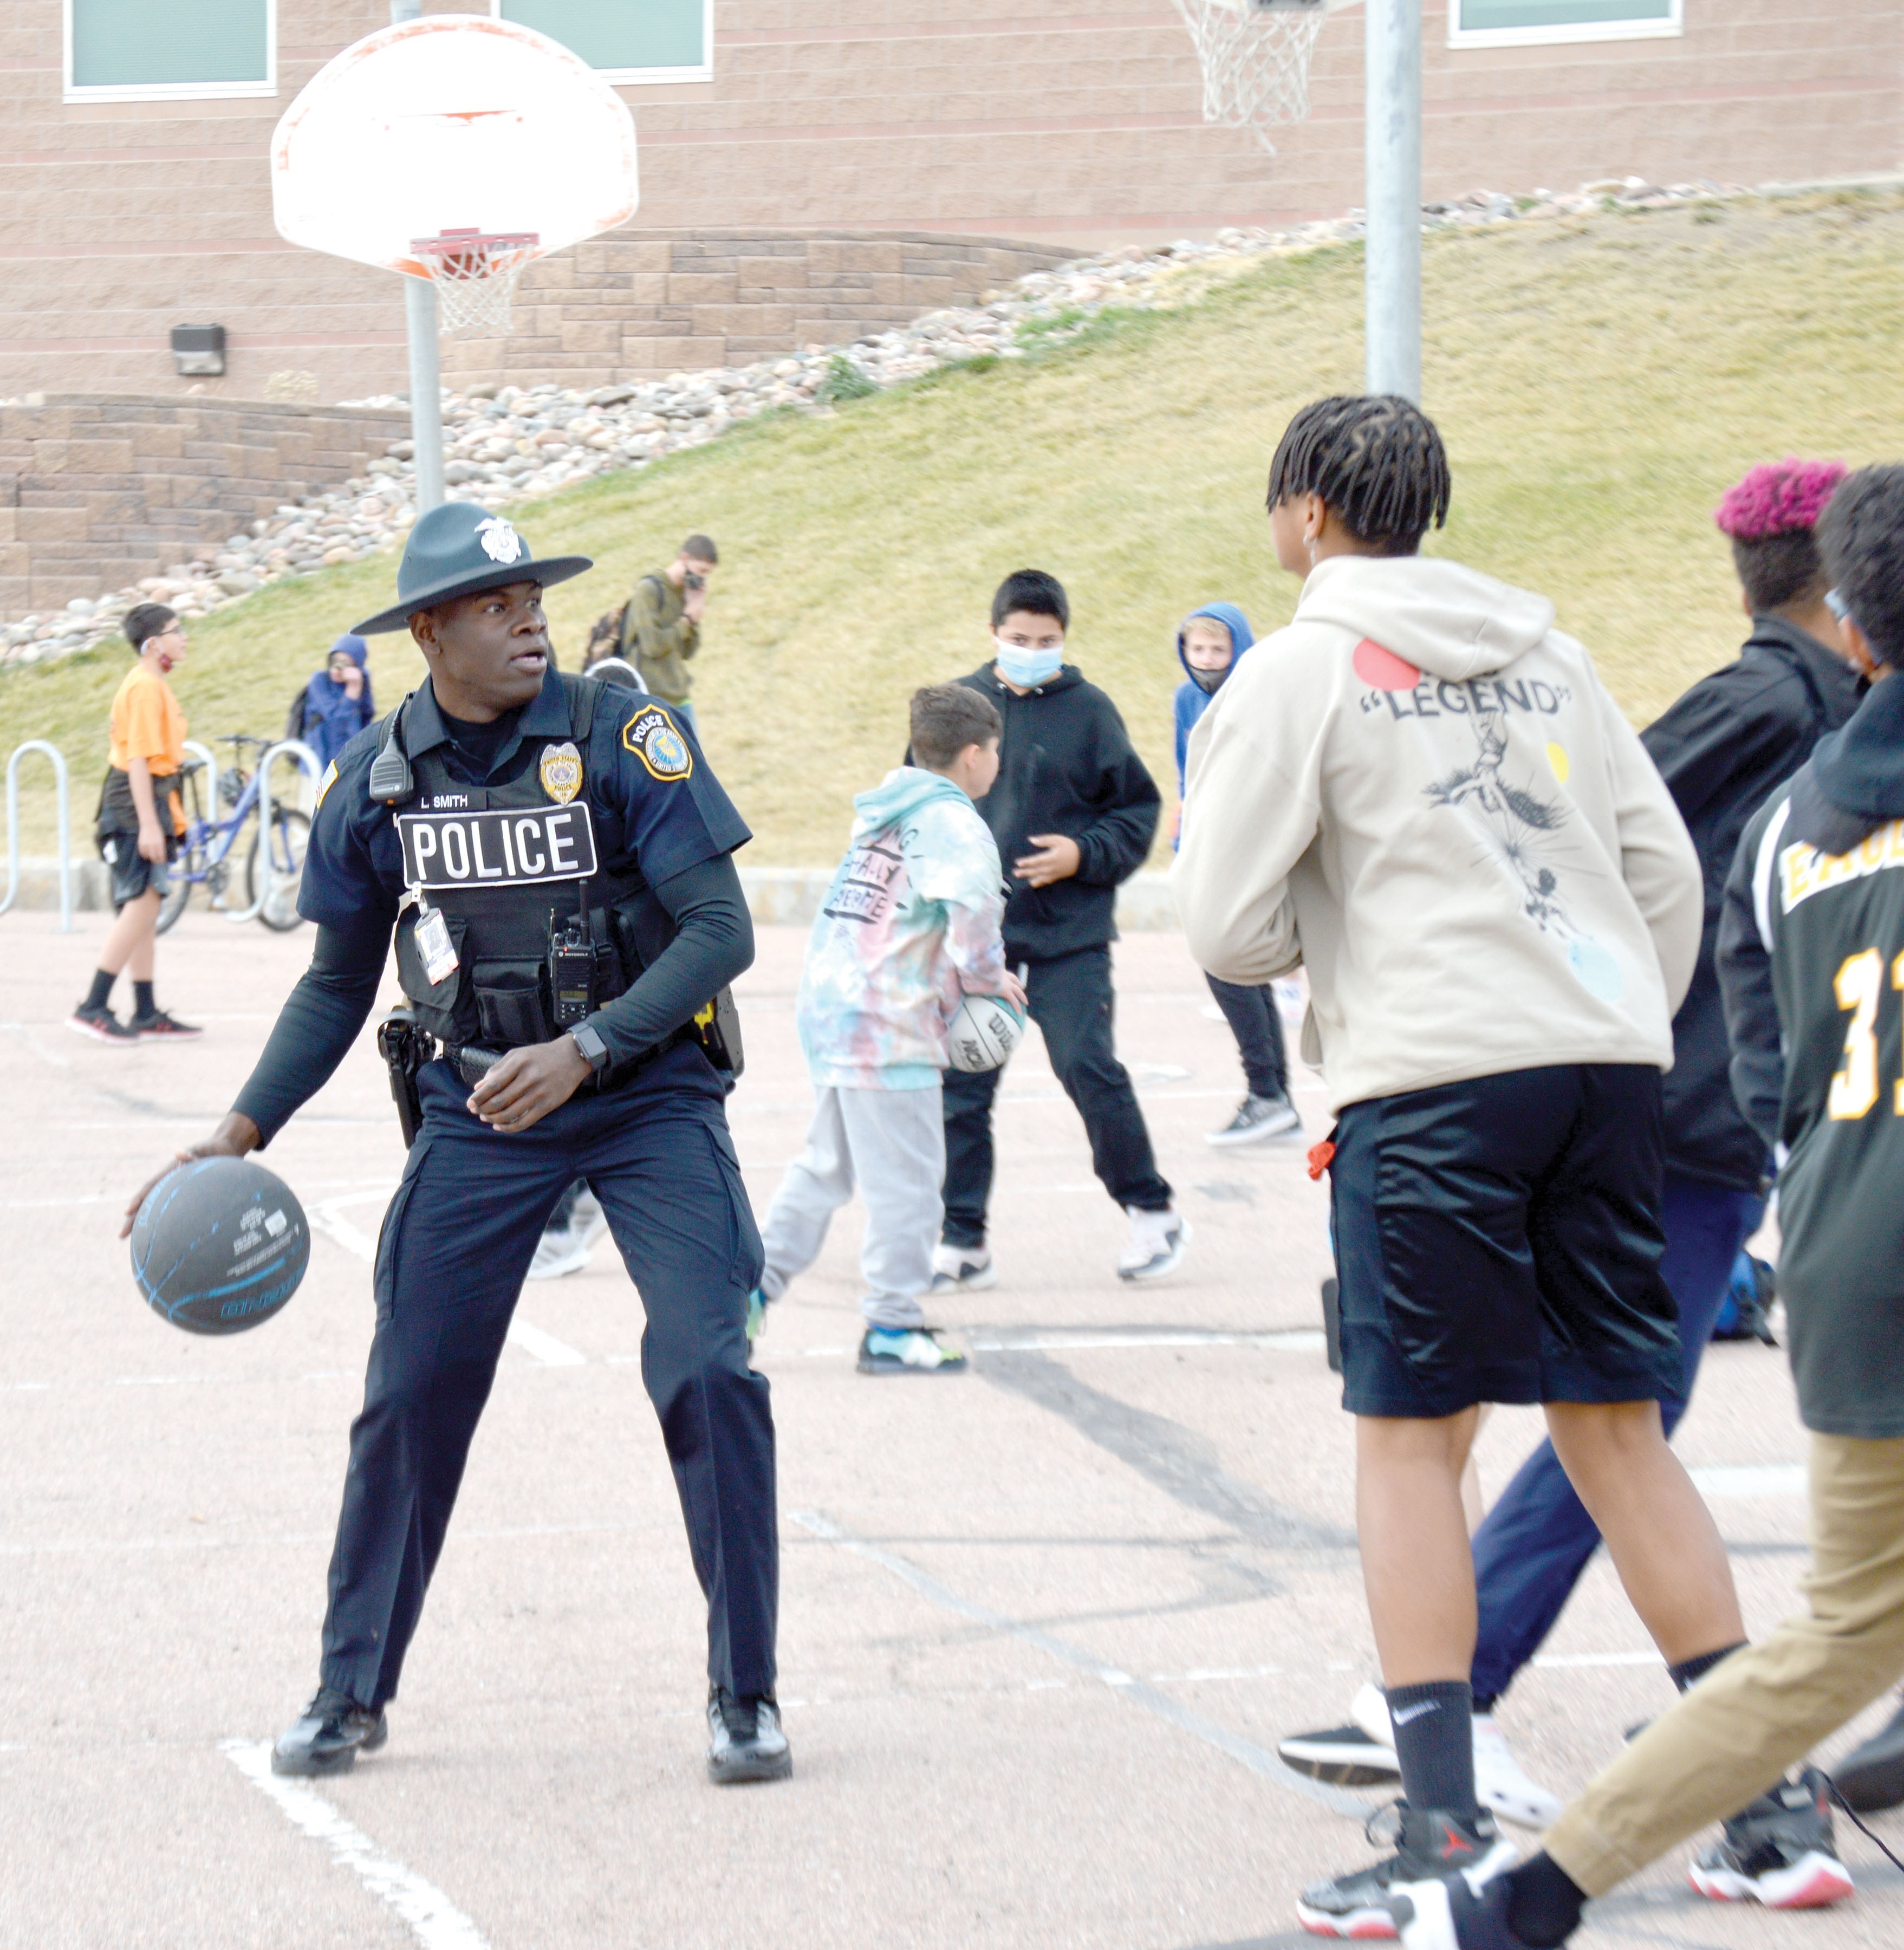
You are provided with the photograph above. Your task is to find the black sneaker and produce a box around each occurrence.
[1688,1767,1853,1909]
[130,1009,203,1041]
[1278,1721,1400,1787]
[1834,1694,1904,1812]
[67,1003,137,1045]
[270,1685,388,1777]
[1206,1091,1302,1146]
[706,1686,792,1784]
[1296,1802,1516,1939]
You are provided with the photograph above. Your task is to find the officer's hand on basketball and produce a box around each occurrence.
[122,1112,260,1237]
[467,1036,593,1134]
[1014,833,1081,888]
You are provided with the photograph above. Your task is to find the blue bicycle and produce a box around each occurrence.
[157,733,311,934]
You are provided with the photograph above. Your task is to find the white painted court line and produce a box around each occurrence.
[791,1507,1372,1819]
[1690,1462,1808,1499]
[787,1328,1328,1360]
[220,1738,489,1949]
[309,1197,586,1367]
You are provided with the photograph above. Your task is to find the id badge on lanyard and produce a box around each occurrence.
[413,893,459,984]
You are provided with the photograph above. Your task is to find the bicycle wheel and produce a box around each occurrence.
[246,806,310,931]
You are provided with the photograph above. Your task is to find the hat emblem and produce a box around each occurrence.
[476,517,524,565]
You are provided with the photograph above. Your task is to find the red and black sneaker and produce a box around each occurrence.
[66,1003,137,1045]
[1297,1802,1516,1939]
[130,1009,203,1041]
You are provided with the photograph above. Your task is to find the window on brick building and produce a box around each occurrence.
[492,1,712,82]
[1450,0,1681,46]
[64,0,274,101]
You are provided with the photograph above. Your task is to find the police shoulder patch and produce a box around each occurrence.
[314,759,339,809]
[622,705,693,781]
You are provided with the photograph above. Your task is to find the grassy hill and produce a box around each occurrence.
[7,188,1904,861]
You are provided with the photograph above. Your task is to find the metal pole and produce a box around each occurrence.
[1364,0,1422,402]
[392,0,446,513]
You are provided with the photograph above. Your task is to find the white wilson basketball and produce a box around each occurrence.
[946,993,1025,1073]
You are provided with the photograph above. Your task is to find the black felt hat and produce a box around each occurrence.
[352,502,593,634]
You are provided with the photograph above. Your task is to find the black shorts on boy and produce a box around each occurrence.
[1331,1063,1681,1416]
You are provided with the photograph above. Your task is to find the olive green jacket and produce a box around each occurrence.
[621,571,698,702]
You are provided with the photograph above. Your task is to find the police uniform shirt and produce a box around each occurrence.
[300,673,749,935]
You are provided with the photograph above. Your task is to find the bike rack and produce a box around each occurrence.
[0,740,74,931]
[180,738,220,824]
[224,738,322,927]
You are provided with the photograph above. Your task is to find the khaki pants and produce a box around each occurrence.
[1548,1432,1904,1895]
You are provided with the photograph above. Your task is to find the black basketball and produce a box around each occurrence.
[131,1156,310,1335]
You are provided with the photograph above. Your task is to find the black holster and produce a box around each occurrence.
[377,1007,437,1147]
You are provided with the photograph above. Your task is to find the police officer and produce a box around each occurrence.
[124,503,787,1785]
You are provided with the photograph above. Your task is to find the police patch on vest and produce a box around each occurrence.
[622,705,693,781]
[397,802,599,888]
[539,740,582,805]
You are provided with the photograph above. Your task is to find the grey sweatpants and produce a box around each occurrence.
[759,1084,944,1329]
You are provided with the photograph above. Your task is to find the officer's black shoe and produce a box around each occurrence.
[271,1685,389,1778]
[706,1685,792,1785]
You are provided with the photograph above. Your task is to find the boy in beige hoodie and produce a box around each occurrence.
[1172,395,1747,1939]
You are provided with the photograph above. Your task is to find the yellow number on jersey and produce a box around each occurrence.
[1829,948,1883,1120]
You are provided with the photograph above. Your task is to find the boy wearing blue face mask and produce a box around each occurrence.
[1174,603,1302,1147]
[934,568,1187,1286]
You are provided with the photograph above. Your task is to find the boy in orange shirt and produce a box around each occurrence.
[69,602,201,1043]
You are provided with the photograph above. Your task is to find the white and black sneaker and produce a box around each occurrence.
[1207,1091,1302,1146]
[930,1243,998,1294]
[1688,1767,1853,1909]
[1279,1719,1400,1787]
[1117,1205,1189,1282]
[706,1686,792,1784]
[1297,1802,1516,1939]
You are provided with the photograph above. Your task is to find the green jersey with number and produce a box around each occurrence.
[1724,765,1904,1438]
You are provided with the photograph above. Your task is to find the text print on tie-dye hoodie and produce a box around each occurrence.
[797,766,1009,1089]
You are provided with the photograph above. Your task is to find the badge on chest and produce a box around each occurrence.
[397,802,599,888]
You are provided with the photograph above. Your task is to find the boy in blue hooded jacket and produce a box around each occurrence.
[1174,603,1301,1144]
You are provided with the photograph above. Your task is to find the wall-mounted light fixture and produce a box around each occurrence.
[171,325,226,376]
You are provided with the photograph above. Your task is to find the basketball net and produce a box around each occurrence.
[1172,0,1331,153]
[411,229,541,339]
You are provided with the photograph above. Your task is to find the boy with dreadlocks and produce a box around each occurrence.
[1173,394,1748,1938]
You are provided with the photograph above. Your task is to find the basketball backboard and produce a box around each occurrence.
[270,13,639,280]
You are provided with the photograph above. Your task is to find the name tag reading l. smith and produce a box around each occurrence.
[397,802,599,889]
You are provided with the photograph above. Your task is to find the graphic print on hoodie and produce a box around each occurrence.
[1171,554,1702,1114]
[797,766,1009,1090]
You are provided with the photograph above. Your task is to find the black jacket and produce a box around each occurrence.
[1717,674,1904,1437]
[953,662,1160,960]
[1639,618,1864,1191]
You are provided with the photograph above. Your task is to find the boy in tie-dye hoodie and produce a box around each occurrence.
[753,685,1026,1375]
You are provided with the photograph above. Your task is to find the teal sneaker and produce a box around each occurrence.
[745,1290,766,1347]
[857,1327,969,1375]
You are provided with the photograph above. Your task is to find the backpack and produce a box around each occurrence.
[285,684,313,744]
[584,604,627,666]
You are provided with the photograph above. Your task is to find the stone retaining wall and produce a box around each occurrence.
[441,231,1077,390]
[0,397,412,614]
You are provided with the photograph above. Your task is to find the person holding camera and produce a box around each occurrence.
[615,535,717,736]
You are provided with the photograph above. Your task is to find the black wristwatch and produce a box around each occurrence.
[569,1023,611,1072]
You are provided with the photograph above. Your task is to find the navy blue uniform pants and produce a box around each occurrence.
[1205,973,1288,1100]
[319,1043,776,1709]
[1468,1172,1764,1704]
[941,944,1171,1249]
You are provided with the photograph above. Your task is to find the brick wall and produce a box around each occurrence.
[0,1,1896,401]
[0,396,410,611]
[440,230,1075,388]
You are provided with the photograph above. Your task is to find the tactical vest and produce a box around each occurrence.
[379,674,673,1055]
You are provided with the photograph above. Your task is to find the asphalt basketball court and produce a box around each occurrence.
[3,909,1900,1948]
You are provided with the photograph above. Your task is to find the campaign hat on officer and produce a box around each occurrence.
[352,502,593,634]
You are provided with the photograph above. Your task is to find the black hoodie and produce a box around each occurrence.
[952,662,1160,960]
[1718,673,1904,1437]
[1640,618,1864,1191]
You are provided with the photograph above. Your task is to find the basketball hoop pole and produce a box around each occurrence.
[391,0,446,513]
[1364,0,1422,403]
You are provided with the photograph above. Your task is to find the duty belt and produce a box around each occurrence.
[447,1029,691,1096]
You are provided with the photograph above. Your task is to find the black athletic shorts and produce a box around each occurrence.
[1329,1063,1682,1418]
[99,830,172,911]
